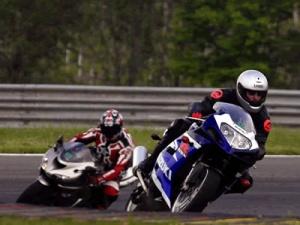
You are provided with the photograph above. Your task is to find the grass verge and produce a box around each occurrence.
[0,215,299,225]
[0,126,299,155]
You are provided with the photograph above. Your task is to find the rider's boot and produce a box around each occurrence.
[227,171,253,194]
[92,186,118,209]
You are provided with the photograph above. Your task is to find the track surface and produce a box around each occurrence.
[0,155,299,219]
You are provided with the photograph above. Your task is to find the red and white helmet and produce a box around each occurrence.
[99,109,123,139]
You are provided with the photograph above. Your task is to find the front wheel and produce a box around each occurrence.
[16,180,56,205]
[172,163,223,213]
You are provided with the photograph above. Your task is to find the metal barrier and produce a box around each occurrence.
[0,84,299,127]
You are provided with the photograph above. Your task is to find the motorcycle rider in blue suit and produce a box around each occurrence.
[136,70,271,193]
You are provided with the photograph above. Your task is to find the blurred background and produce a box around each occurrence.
[0,0,299,89]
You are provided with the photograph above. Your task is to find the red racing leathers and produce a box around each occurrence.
[70,127,134,209]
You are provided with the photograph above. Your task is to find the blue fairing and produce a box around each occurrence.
[201,116,233,154]
[152,130,208,206]
[152,102,257,208]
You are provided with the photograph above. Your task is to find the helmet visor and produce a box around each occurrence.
[245,90,267,107]
[238,83,267,107]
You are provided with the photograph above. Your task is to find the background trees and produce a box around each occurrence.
[0,0,87,83]
[0,0,299,88]
[168,0,300,88]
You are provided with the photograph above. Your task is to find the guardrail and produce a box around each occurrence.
[0,84,299,127]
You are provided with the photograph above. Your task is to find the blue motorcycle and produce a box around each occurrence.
[126,102,260,213]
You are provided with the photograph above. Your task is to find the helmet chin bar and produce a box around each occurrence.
[106,132,121,141]
[101,124,122,139]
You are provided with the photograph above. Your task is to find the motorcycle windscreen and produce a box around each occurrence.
[211,102,259,153]
[151,133,201,208]
[59,142,94,163]
[213,102,256,133]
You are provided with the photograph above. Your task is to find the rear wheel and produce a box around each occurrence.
[172,163,223,213]
[125,185,145,211]
[126,181,169,211]
[125,197,140,212]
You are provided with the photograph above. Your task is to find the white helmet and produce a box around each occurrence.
[236,70,268,113]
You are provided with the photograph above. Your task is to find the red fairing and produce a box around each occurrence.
[210,89,224,100]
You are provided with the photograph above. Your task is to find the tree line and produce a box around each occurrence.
[0,0,299,89]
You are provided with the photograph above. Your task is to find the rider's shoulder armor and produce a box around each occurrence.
[250,105,272,134]
[209,88,238,104]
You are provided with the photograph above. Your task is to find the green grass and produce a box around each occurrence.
[266,126,300,155]
[0,126,164,154]
[0,126,299,155]
[0,215,299,225]
[0,216,138,225]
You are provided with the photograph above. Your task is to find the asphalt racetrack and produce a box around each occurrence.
[0,154,299,219]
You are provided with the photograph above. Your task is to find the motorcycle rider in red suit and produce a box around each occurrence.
[70,109,134,209]
[136,70,271,194]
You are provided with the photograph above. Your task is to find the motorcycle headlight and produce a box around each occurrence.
[220,123,251,150]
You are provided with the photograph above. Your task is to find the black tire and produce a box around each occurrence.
[125,181,169,212]
[16,180,56,205]
[172,163,222,213]
[125,184,148,212]
[125,196,139,212]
